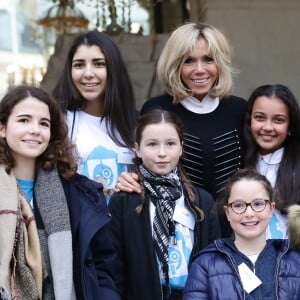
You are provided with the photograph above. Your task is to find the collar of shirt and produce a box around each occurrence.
[258,147,284,165]
[256,147,284,187]
[180,95,220,114]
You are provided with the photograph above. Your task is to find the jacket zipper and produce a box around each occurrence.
[215,242,246,300]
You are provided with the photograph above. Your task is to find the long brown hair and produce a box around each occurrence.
[0,85,77,180]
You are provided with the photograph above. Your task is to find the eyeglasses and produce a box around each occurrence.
[227,199,270,214]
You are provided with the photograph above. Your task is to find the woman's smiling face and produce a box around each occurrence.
[180,38,218,101]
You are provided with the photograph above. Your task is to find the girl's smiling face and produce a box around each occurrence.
[0,97,51,165]
[135,122,183,175]
[71,45,107,115]
[251,96,290,155]
[224,179,275,243]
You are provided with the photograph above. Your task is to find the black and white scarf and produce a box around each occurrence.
[139,164,182,286]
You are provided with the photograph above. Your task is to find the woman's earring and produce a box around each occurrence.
[288,131,291,136]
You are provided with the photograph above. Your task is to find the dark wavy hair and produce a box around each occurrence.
[133,109,204,220]
[0,85,77,179]
[52,30,136,147]
[244,84,300,212]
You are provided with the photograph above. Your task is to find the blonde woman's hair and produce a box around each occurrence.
[287,205,300,252]
[157,22,236,104]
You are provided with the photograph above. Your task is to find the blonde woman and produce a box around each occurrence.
[117,22,246,237]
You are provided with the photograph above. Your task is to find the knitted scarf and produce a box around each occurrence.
[0,166,76,300]
[0,165,42,300]
[139,165,182,287]
[34,168,76,300]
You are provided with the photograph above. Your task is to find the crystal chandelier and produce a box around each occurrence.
[38,0,89,60]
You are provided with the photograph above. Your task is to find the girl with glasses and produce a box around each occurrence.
[183,168,300,299]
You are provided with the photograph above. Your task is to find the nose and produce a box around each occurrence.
[29,122,40,135]
[158,145,166,156]
[262,119,274,131]
[84,64,95,78]
[244,204,255,216]
[195,60,206,73]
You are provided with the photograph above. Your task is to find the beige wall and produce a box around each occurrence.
[206,0,300,100]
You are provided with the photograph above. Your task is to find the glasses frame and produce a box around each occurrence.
[227,199,271,214]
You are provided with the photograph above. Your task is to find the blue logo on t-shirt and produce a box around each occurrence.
[167,230,192,289]
[81,146,126,188]
[269,213,285,239]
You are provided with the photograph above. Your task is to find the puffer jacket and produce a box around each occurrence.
[183,238,300,300]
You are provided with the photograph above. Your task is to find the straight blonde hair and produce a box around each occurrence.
[157,22,236,104]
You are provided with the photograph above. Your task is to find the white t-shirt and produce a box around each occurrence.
[66,110,134,192]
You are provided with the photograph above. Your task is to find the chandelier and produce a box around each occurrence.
[38,0,89,60]
[38,0,89,33]
[38,0,165,61]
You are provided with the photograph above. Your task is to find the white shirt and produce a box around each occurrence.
[256,147,284,187]
[256,147,287,239]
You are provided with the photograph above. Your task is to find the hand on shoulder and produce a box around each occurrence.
[114,172,141,193]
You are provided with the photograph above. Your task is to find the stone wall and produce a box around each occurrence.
[206,0,300,99]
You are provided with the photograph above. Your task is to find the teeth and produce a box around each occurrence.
[24,140,39,144]
[243,222,257,226]
[194,79,207,83]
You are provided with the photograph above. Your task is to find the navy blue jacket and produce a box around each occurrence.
[183,239,300,300]
[62,174,120,300]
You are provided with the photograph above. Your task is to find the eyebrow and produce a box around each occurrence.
[72,58,105,62]
[253,111,287,117]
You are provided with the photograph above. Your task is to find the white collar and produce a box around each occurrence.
[258,147,284,165]
[180,95,219,114]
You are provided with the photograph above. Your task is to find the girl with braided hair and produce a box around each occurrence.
[109,109,220,300]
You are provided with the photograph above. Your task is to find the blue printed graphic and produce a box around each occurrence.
[164,230,192,289]
[81,146,126,188]
[269,213,285,239]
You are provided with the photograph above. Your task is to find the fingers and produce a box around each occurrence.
[115,172,141,193]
